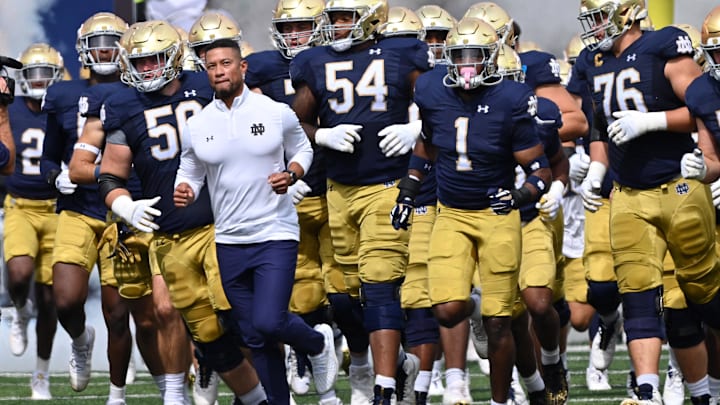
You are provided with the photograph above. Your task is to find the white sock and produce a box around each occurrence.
[319,389,338,401]
[375,374,396,390]
[152,374,166,399]
[36,357,50,374]
[687,375,710,398]
[414,370,432,392]
[109,383,125,400]
[445,368,465,388]
[163,372,185,403]
[72,328,89,347]
[350,352,369,366]
[560,351,568,369]
[636,373,660,391]
[490,400,507,405]
[239,382,267,405]
[708,376,720,398]
[432,359,444,374]
[541,347,560,366]
[522,370,545,393]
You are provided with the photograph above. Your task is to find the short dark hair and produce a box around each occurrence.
[203,38,243,59]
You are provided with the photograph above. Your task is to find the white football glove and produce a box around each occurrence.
[711,178,720,210]
[568,153,590,183]
[580,161,607,212]
[288,179,312,205]
[378,120,422,157]
[111,195,162,233]
[607,110,667,146]
[536,180,565,221]
[680,148,707,180]
[314,124,362,153]
[55,169,78,195]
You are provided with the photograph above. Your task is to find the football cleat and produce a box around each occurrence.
[69,326,95,392]
[585,366,612,391]
[31,371,52,400]
[663,364,685,405]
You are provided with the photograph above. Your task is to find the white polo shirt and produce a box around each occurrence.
[175,85,313,244]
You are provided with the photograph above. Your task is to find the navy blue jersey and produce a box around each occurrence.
[80,81,143,200]
[520,97,562,222]
[246,49,327,196]
[413,65,445,208]
[520,50,562,90]
[415,69,541,210]
[291,37,432,185]
[572,27,696,189]
[6,99,56,199]
[41,79,107,220]
[101,72,215,233]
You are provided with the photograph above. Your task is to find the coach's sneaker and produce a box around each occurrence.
[543,361,569,405]
[442,379,472,405]
[620,383,662,405]
[192,362,219,405]
[397,352,420,404]
[287,347,311,395]
[590,316,622,371]
[10,303,31,356]
[429,367,445,396]
[663,364,685,405]
[309,323,339,395]
[349,363,374,405]
[69,326,95,391]
[31,371,52,400]
[586,366,612,391]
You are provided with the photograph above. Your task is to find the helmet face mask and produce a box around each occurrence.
[416,5,456,64]
[17,43,64,100]
[443,17,501,90]
[578,0,647,52]
[119,21,183,93]
[322,0,388,52]
[271,0,325,59]
[76,12,128,75]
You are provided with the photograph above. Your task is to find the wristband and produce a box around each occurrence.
[283,169,298,185]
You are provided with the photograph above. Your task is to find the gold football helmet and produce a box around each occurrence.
[443,17,501,89]
[322,0,388,52]
[188,12,242,67]
[578,0,647,51]
[557,59,571,86]
[176,27,199,71]
[378,6,424,39]
[673,23,705,68]
[640,13,654,31]
[464,2,515,46]
[496,44,524,83]
[76,12,128,75]
[118,21,183,93]
[241,41,256,57]
[17,43,65,100]
[416,5,456,63]
[271,0,325,59]
[565,34,585,64]
[702,6,720,80]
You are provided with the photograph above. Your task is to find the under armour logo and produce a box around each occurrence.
[369,48,382,55]
[250,123,265,136]
[206,135,214,142]
[675,182,689,195]
[184,90,197,98]
[477,104,490,113]
[676,35,693,54]
[626,53,637,62]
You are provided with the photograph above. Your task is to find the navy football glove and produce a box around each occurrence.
[390,175,422,230]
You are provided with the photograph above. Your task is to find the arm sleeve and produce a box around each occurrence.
[281,104,314,174]
[174,122,206,197]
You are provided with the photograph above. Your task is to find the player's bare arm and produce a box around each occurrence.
[99,142,133,207]
[664,55,703,133]
[69,116,104,184]
[291,83,319,141]
[514,143,552,199]
[536,83,589,142]
[696,118,720,182]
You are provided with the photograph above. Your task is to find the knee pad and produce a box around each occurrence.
[194,333,244,373]
[361,281,404,332]
[553,298,571,328]
[664,308,704,349]
[587,281,621,315]
[622,287,665,342]
[300,306,331,327]
[328,293,368,352]
[686,289,720,330]
[404,308,440,348]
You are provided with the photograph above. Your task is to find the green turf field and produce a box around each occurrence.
[0,345,670,404]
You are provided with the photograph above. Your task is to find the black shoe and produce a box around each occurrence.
[373,384,394,405]
[415,390,428,405]
[529,390,548,405]
[542,361,569,405]
[691,394,712,405]
[636,383,654,401]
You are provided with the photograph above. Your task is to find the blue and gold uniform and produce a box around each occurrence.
[41,79,116,284]
[102,71,230,343]
[415,68,540,317]
[520,50,562,90]
[246,49,332,317]
[5,99,58,285]
[290,36,432,305]
[573,27,720,336]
